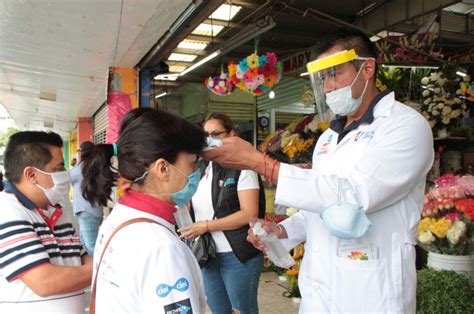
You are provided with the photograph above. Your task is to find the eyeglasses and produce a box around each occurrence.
[205,130,227,138]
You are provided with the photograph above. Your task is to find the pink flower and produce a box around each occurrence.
[444,212,460,222]
[266,52,277,66]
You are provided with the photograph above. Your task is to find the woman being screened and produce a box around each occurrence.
[82,108,207,313]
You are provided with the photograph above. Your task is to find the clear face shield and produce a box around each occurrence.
[307,49,373,118]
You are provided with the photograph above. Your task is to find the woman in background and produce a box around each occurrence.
[70,141,103,255]
[181,112,265,314]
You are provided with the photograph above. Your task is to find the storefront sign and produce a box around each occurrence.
[282,50,314,74]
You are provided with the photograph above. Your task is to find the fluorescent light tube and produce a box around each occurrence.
[456,70,467,77]
[155,92,168,99]
[180,50,221,77]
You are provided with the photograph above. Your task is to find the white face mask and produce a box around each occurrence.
[34,168,71,205]
[325,62,369,117]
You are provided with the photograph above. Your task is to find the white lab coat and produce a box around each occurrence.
[276,92,434,313]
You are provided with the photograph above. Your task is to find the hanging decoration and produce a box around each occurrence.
[204,70,235,96]
[228,51,282,96]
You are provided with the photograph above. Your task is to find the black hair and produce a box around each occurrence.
[4,131,63,183]
[78,141,94,161]
[81,108,207,207]
[313,28,378,73]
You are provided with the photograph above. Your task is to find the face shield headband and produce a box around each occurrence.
[306,49,374,118]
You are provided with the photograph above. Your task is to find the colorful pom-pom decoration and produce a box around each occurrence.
[228,52,282,96]
[204,71,235,96]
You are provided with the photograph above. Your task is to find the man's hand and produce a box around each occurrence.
[200,137,262,172]
[247,218,286,252]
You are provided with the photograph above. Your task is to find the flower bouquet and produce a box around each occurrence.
[228,52,282,96]
[420,72,467,134]
[259,114,327,164]
[417,174,473,255]
[204,71,235,96]
[285,243,304,300]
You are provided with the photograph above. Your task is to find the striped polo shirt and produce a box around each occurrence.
[0,181,85,313]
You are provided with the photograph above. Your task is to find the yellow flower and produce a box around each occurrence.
[430,217,453,238]
[247,53,259,69]
[417,217,434,234]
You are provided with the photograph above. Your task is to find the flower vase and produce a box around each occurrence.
[437,128,449,138]
[427,252,474,283]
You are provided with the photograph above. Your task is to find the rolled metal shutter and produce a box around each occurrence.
[208,101,255,122]
[93,103,108,144]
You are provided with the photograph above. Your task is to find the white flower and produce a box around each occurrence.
[442,106,452,116]
[422,111,430,119]
[429,72,440,82]
[432,109,439,116]
[286,207,299,217]
[456,89,462,95]
[437,103,444,109]
[450,109,461,118]
[446,223,466,245]
[454,98,461,104]
[304,117,319,133]
[418,231,435,245]
[421,77,430,85]
[428,120,436,128]
[453,221,467,233]
[442,117,450,125]
[434,87,441,94]
[422,90,430,97]
[424,98,432,105]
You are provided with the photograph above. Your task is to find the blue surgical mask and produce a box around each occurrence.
[136,161,201,208]
[170,166,201,208]
[325,61,369,116]
[320,179,371,239]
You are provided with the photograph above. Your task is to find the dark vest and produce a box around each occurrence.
[191,160,265,263]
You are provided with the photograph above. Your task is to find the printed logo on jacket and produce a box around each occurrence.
[156,278,189,298]
[164,298,192,314]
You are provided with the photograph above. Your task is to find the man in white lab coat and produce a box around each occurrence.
[202,29,434,313]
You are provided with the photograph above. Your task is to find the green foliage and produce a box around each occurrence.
[417,268,474,314]
[0,128,19,147]
[450,125,474,141]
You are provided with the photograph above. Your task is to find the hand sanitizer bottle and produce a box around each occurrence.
[252,222,295,268]
[173,206,193,229]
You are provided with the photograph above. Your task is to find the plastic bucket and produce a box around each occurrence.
[427,252,474,283]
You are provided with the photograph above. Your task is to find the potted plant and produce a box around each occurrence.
[417,268,474,313]
[416,174,474,282]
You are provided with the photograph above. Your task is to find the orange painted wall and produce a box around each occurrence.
[110,67,138,109]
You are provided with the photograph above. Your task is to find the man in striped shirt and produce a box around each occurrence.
[0,131,92,313]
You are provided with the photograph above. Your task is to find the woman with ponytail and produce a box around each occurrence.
[82,108,207,313]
